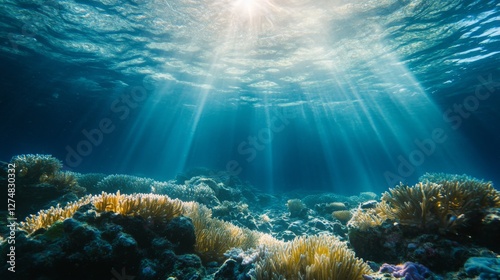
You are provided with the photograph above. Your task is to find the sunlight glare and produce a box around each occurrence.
[233,0,260,17]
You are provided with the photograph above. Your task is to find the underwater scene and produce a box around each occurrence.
[1,0,500,279]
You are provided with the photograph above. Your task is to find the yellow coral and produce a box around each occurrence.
[20,191,184,234]
[382,182,440,229]
[332,210,353,224]
[184,203,261,263]
[254,235,372,280]
[20,195,93,234]
[93,191,184,221]
[328,202,347,210]
[22,195,266,265]
[381,179,500,232]
[348,208,386,231]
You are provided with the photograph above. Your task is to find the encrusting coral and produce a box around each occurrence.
[253,235,372,280]
[20,190,371,279]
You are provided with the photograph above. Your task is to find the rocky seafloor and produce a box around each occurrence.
[1,154,500,280]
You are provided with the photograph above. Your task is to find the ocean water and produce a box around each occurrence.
[2,1,500,279]
[1,0,499,195]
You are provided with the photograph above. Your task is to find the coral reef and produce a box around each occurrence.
[2,204,201,279]
[419,172,484,184]
[348,203,388,231]
[40,171,85,195]
[3,161,498,280]
[93,191,184,221]
[348,174,500,273]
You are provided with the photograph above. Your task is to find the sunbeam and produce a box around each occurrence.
[56,0,496,191]
[3,0,500,276]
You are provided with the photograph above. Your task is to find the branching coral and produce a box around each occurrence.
[347,203,390,231]
[184,203,261,263]
[10,154,85,195]
[22,193,264,265]
[96,174,154,193]
[419,172,482,184]
[382,182,441,229]
[70,172,107,193]
[433,180,500,229]
[20,192,185,234]
[253,235,372,280]
[11,154,62,183]
[93,191,184,221]
[20,196,93,234]
[152,181,220,206]
[380,178,500,232]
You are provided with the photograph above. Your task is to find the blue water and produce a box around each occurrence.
[1,0,499,194]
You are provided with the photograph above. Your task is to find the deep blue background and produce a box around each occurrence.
[1,53,499,195]
[1,0,500,195]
